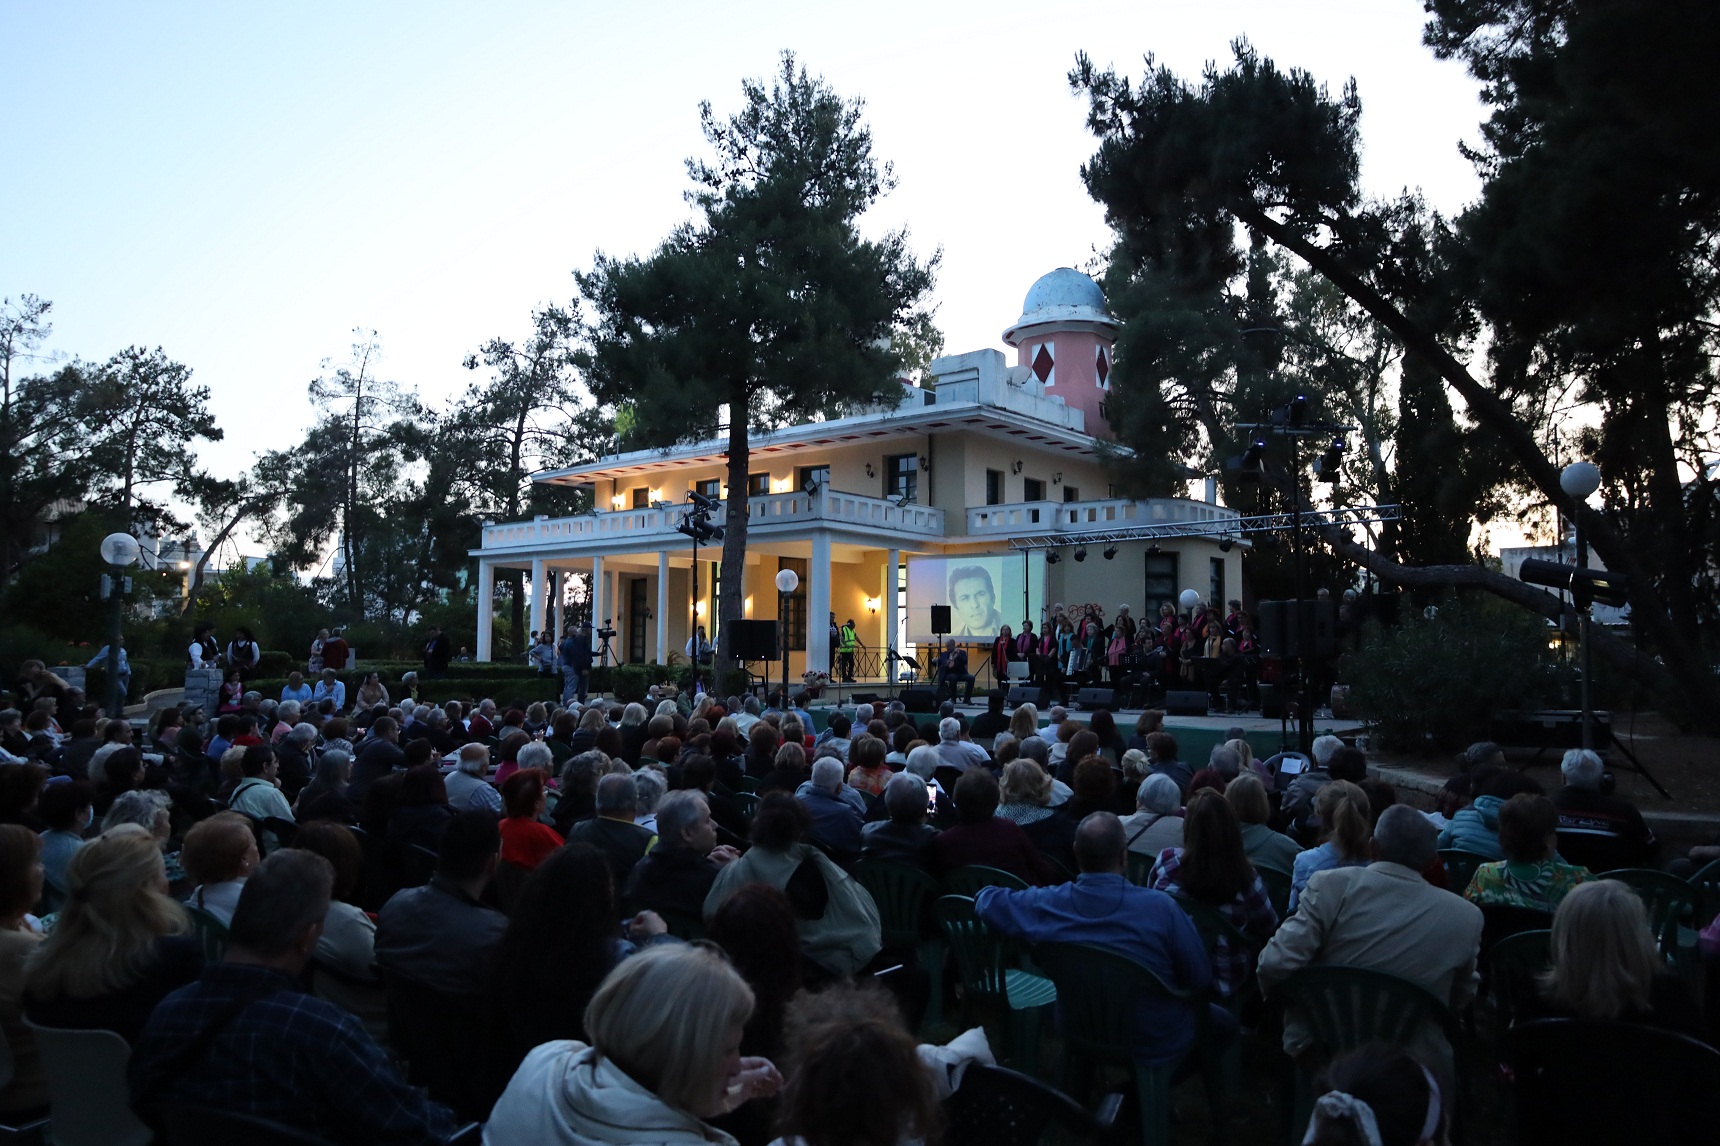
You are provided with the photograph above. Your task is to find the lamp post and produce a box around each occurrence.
[1560,461,1603,751]
[99,532,141,717]
[775,568,799,709]
[677,492,723,692]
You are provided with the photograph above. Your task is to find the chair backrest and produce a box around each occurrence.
[161,1104,337,1145]
[1688,858,1720,931]
[1169,891,1258,958]
[940,1062,1120,1146]
[184,904,230,962]
[0,1020,13,1091]
[1031,941,1191,1067]
[397,842,440,889]
[852,859,942,948]
[383,971,510,1123]
[732,792,761,820]
[1479,904,1554,954]
[261,816,299,849]
[22,1020,153,1146]
[934,765,965,791]
[1601,868,1696,948]
[944,864,1029,898]
[937,895,1011,999]
[1437,848,1490,894]
[1273,965,1457,1059]
[1124,851,1154,888]
[1506,1018,1720,1146]
[1256,864,1293,920]
[1485,928,1552,1027]
[1006,661,1032,682]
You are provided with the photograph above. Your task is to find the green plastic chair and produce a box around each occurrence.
[1030,940,1228,1146]
[1437,849,1491,896]
[731,792,761,820]
[1601,868,1696,952]
[185,904,230,962]
[1485,928,1551,1027]
[1125,851,1155,888]
[944,864,1029,898]
[1257,865,1293,920]
[740,775,764,794]
[936,895,1055,1076]
[1273,966,1462,1143]
[853,859,947,1027]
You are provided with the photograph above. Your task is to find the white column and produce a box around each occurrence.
[475,561,495,662]
[590,555,605,657]
[550,569,563,636]
[529,558,547,643]
[808,531,832,676]
[884,548,900,655]
[656,551,670,664]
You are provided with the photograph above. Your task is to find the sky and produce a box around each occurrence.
[4,1,1487,537]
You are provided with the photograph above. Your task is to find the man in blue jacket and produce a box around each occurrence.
[975,811,1219,1065]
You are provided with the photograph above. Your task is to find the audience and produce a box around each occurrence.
[445,743,504,814]
[485,943,782,1143]
[1463,793,1593,913]
[374,810,507,998]
[128,849,458,1143]
[1437,768,1543,860]
[35,778,93,913]
[1552,748,1657,873]
[1144,731,1193,796]
[860,772,939,866]
[1280,734,1350,836]
[568,772,657,890]
[0,826,45,1116]
[181,811,259,925]
[935,717,990,774]
[1303,1045,1448,1146]
[800,757,864,865]
[497,768,564,872]
[1225,771,1301,874]
[1120,773,1186,858]
[388,763,458,851]
[845,733,891,796]
[289,820,384,1029]
[926,768,1055,887]
[1290,780,1372,912]
[623,790,738,920]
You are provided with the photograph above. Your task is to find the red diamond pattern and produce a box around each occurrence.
[1095,347,1110,384]
[1031,344,1054,383]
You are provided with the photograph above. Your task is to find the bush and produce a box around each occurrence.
[609,664,653,703]
[1342,592,1568,754]
[258,650,295,677]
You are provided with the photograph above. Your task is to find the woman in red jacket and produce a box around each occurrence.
[499,768,563,871]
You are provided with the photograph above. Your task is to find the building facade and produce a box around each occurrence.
[470,269,1244,681]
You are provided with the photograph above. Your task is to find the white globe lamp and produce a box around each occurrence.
[100,532,141,567]
[775,569,799,595]
[1178,588,1202,613]
[1559,461,1601,501]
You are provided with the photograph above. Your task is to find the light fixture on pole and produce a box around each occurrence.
[1560,460,1602,751]
[774,567,800,708]
[99,532,140,716]
[677,494,723,691]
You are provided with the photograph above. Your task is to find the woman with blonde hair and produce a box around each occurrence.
[996,759,1057,829]
[1224,771,1302,873]
[181,811,259,925]
[1007,702,1039,744]
[23,824,202,1043]
[486,942,783,1144]
[1527,879,1707,1040]
[1289,780,1371,912]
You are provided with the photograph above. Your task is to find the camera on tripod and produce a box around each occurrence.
[597,625,618,639]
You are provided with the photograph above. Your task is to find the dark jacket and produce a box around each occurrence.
[275,742,314,802]
[800,789,864,865]
[927,817,1055,886]
[860,820,937,867]
[375,875,507,997]
[387,803,457,852]
[347,737,405,801]
[1552,787,1657,873]
[567,816,657,893]
[622,845,721,920]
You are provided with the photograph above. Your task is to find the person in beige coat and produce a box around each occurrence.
[1256,804,1482,1092]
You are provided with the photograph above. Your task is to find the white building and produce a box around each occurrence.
[470,269,1244,683]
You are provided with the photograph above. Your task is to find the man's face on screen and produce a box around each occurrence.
[952,576,994,629]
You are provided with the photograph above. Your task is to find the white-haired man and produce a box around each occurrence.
[800,757,863,864]
[935,716,990,774]
[1552,747,1656,872]
[445,743,503,814]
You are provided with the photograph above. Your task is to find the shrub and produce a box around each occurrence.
[258,650,295,677]
[609,664,653,703]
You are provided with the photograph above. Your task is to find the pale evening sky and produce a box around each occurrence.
[3,1,1486,536]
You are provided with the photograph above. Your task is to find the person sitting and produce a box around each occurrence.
[1147,791,1279,998]
[997,758,1058,832]
[1301,1045,1449,1146]
[346,716,405,803]
[926,768,1055,887]
[1144,731,1194,797]
[934,716,990,775]
[567,773,657,892]
[498,768,564,873]
[492,843,672,1066]
[128,849,458,1143]
[1278,734,1349,830]
[274,722,318,803]
[295,748,356,824]
[385,763,457,853]
[860,773,939,867]
[23,825,204,1044]
[623,790,738,921]
[934,639,974,704]
[1517,878,1708,1043]
[290,821,384,1033]
[1257,805,1483,1090]
[1225,771,1301,874]
[0,826,46,1117]
[799,758,863,866]
[1289,780,1372,912]
[227,743,297,833]
[374,810,507,998]
[970,690,1011,741]
[1463,793,1593,913]
[1551,748,1657,873]
[551,751,603,837]
[1436,768,1543,861]
[704,794,883,980]
[1120,773,1186,858]
[182,812,259,926]
[485,942,783,1144]
[1188,743,1244,799]
[977,811,1217,1065]
[35,778,93,914]
[444,743,503,815]
[760,741,811,796]
[844,734,891,797]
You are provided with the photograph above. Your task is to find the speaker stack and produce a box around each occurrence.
[900,687,940,713]
[1075,687,1116,712]
[1164,690,1210,716]
[1006,685,1051,708]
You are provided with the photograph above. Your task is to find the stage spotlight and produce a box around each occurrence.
[1218,537,1234,552]
[1074,546,1088,562]
[1045,549,1061,564]
[1103,545,1118,560]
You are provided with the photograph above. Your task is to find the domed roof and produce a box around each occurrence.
[1003,268,1118,345]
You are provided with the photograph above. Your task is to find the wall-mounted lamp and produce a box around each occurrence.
[865,462,876,478]
[865,596,880,614]
[918,453,931,473]
[611,495,624,510]
[695,600,707,617]
[1010,460,1024,475]
[745,596,754,615]
[1052,472,1063,484]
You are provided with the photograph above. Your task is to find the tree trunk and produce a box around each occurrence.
[1235,202,1719,720]
[184,502,254,614]
[714,388,750,683]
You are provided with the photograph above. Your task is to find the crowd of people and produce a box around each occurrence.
[0,649,1715,1144]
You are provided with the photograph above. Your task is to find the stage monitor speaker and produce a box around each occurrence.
[728,619,778,662]
[1258,682,1284,719]
[1007,685,1051,708]
[930,605,952,636]
[901,687,940,713]
[1075,687,1116,712]
[1165,690,1210,716]
[1257,599,1338,658]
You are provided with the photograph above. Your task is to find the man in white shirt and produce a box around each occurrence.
[443,744,503,815]
[311,669,346,712]
[187,623,218,670]
[228,745,297,843]
[731,695,763,734]
[935,717,990,774]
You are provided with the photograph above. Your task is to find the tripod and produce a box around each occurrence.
[597,619,619,668]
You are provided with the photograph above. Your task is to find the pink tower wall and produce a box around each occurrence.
[1014,328,1117,440]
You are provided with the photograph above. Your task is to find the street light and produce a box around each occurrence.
[99,532,140,716]
[1560,460,1603,751]
[774,568,800,707]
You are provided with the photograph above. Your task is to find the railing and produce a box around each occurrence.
[481,489,946,551]
[965,497,1238,537]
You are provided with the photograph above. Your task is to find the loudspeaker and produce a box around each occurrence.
[1075,688,1116,712]
[930,605,952,636]
[1258,682,1284,719]
[901,687,940,713]
[1257,599,1338,658]
[1165,690,1209,716]
[728,619,777,661]
[1007,685,1051,708]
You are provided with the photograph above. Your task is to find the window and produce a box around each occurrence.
[1144,552,1180,619]
[1023,477,1046,501]
[748,472,771,497]
[1062,485,1080,503]
[778,558,808,651]
[985,469,1003,506]
[1210,557,1226,615]
[630,487,650,509]
[694,478,720,502]
[884,453,918,501]
[795,465,829,493]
